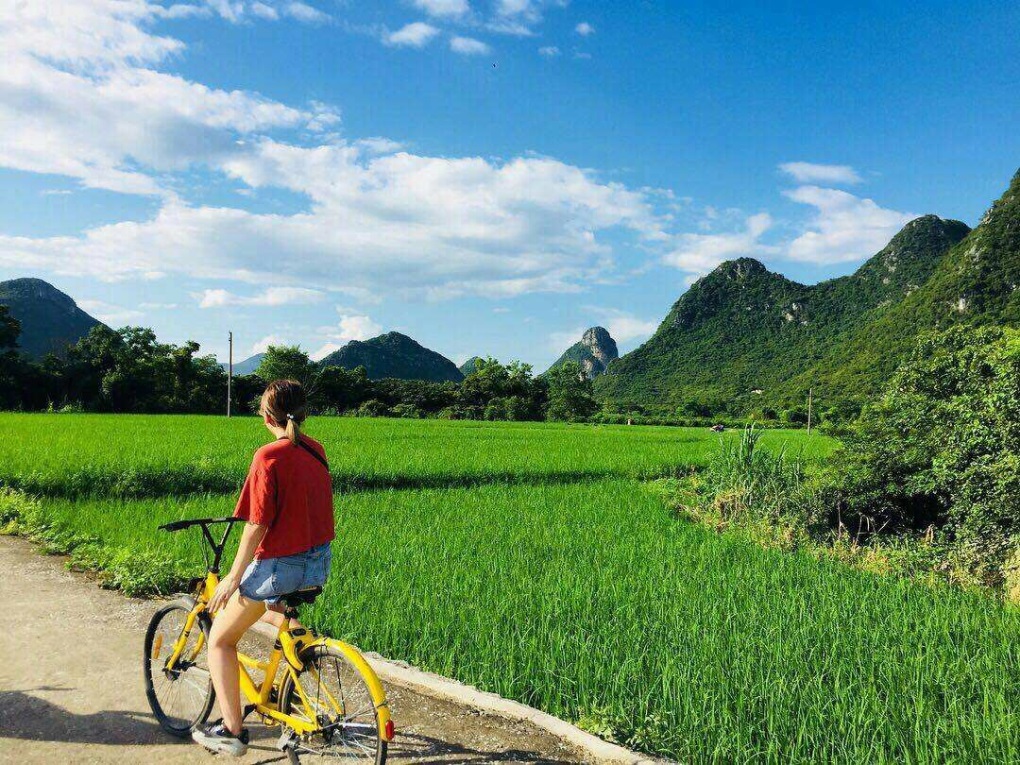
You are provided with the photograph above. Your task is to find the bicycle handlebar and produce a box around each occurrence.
[158,516,244,573]
[159,517,241,532]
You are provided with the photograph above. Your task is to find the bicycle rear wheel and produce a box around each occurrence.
[280,644,387,764]
[143,597,215,737]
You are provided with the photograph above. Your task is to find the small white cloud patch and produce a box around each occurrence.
[779,162,862,186]
[385,22,441,47]
[450,36,491,55]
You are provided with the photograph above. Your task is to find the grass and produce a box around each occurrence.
[0,414,833,498]
[4,414,1014,762]
[6,481,1020,762]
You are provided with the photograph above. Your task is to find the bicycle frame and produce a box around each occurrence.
[157,518,393,743]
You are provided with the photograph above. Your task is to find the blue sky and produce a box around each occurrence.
[1,0,1018,368]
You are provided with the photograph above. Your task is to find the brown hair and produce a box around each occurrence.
[260,379,307,446]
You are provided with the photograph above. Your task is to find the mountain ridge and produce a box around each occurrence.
[597,213,973,412]
[0,277,104,359]
[547,326,619,379]
[319,331,464,383]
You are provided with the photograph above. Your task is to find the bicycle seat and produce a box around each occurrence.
[280,587,322,608]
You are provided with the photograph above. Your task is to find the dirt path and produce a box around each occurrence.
[0,536,586,764]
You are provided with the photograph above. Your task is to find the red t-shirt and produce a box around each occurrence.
[234,436,335,559]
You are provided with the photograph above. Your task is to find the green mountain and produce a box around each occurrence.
[547,326,619,379]
[223,353,264,375]
[0,278,104,359]
[596,213,973,413]
[792,168,1020,404]
[319,331,464,383]
[459,356,484,376]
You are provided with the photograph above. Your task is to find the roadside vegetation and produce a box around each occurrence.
[668,327,1020,600]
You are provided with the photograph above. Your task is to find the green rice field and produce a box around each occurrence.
[0,413,832,497]
[3,414,1018,763]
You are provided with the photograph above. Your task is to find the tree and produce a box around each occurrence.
[314,365,372,412]
[0,306,27,409]
[545,362,598,422]
[821,327,1020,588]
[256,345,315,386]
[460,358,546,420]
[0,306,20,350]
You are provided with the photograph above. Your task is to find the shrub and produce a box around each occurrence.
[820,327,1020,589]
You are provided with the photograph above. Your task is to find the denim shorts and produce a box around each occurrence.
[239,543,332,604]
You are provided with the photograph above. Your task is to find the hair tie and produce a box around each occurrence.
[286,413,295,421]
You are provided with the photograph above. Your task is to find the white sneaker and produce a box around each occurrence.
[192,722,250,756]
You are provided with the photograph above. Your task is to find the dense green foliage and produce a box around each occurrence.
[598,215,972,417]
[0,277,102,358]
[1,324,229,413]
[318,331,463,383]
[544,361,599,420]
[819,326,1020,589]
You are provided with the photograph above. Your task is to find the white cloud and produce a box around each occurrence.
[77,299,144,325]
[197,287,325,308]
[779,162,862,186]
[252,334,287,354]
[139,302,179,309]
[538,46,560,57]
[0,0,672,303]
[450,36,491,55]
[354,137,405,155]
[783,186,914,264]
[411,0,470,19]
[664,213,775,276]
[312,313,383,360]
[385,22,440,47]
[282,2,329,23]
[0,0,338,195]
[575,21,595,36]
[2,141,666,297]
[250,3,280,20]
[487,0,553,35]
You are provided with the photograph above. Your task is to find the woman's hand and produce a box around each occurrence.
[208,574,240,613]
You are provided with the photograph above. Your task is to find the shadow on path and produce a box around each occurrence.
[0,688,185,747]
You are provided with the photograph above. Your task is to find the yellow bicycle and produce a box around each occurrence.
[143,517,393,763]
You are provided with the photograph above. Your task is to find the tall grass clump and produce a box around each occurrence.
[668,426,814,549]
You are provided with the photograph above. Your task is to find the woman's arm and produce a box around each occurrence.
[207,521,268,613]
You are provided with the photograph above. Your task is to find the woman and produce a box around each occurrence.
[192,379,334,756]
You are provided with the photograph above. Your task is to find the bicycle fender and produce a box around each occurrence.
[324,639,394,742]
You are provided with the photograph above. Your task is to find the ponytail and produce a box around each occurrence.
[260,380,308,445]
[285,413,300,445]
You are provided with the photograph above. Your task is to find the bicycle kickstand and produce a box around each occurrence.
[277,729,302,764]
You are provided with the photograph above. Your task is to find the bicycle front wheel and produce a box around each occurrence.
[143,597,215,737]
[280,644,388,764]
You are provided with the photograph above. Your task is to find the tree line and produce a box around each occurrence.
[0,312,599,421]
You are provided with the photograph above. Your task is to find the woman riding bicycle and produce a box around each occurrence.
[192,379,334,756]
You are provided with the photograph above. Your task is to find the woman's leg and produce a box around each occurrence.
[208,591,266,735]
[260,604,301,630]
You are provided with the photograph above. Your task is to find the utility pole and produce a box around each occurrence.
[807,387,813,435]
[227,331,233,418]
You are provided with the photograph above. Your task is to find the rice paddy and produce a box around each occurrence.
[3,414,1016,763]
